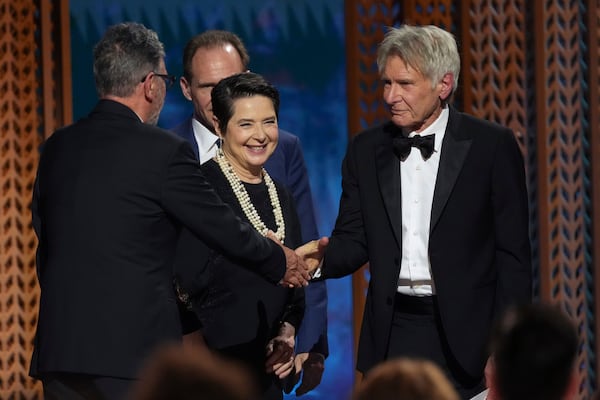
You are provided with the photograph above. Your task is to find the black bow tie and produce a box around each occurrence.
[393,134,435,161]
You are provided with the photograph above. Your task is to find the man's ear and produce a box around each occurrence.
[439,72,454,102]
[138,72,150,94]
[180,76,193,101]
[142,73,158,100]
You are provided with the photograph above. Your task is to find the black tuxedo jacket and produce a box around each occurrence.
[322,108,532,376]
[30,100,286,379]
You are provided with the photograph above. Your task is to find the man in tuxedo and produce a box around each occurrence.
[302,24,532,398]
[30,22,309,400]
[171,30,328,395]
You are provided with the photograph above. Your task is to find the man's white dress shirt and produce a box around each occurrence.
[397,107,449,296]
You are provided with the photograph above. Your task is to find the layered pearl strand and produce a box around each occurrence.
[216,149,285,243]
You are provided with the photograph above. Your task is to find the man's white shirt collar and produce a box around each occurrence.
[407,106,449,153]
[192,118,220,164]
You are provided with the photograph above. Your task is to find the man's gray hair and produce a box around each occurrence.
[377,25,460,95]
[93,22,165,98]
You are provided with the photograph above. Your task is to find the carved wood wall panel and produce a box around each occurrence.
[0,0,42,397]
[345,0,600,396]
[533,1,591,397]
[589,1,600,385]
[401,0,455,30]
[0,0,71,398]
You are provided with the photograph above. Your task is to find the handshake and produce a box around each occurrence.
[267,232,329,288]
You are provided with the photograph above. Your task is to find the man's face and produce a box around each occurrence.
[381,55,452,133]
[180,45,245,132]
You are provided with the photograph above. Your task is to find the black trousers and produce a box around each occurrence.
[386,293,485,400]
[42,373,134,400]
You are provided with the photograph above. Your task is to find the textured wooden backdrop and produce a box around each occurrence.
[345,0,600,398]
[2,0,600,398]
[0,0,70,398]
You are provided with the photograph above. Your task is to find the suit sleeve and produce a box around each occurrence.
[285,136,320,242]
[492,130,532,311]
[322,138,369,278]
[283,136,329,356]
[162,142,286,284]
[295,280,328,356]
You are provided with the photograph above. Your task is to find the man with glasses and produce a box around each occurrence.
[30,22,309,400]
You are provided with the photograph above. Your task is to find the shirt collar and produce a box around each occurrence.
[407,106,449,152]
[192,118,220,152]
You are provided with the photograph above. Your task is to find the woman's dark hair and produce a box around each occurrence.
[211,72,280,133]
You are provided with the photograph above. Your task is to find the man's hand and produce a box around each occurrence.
[295,237,329,275]
[289,352,325,396]
[266,231,311,288]
[265,322,296,379]
[484,355,499,400]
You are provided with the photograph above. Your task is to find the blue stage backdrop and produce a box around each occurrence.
[70,1,352,399]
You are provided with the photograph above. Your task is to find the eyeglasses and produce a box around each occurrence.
[141,72,176,89]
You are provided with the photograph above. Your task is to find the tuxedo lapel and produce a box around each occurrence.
[430,111,471,232]
[376,131,402,249]
[183,118,200,161]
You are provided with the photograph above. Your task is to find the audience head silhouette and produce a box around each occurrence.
[130,344,258,400]
[351,357,460,400]
[489,303,579,400]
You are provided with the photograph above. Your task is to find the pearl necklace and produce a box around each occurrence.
[216,149,285,243]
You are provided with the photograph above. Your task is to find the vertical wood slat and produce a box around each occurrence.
[345,0,361,137]
[40,0,72,139]
[39,1,53,139]
[534,4,586,304]
[0,0,42,397]
[533,0,552,307]
[56,0,73,130]
[588,0,600,391]
[533,1,589,397]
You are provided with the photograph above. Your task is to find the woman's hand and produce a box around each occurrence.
[265,322,296,379]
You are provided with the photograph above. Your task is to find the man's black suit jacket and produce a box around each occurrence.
[322,107,532,377]
[30,100,286,380]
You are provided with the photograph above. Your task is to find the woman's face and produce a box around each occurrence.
[217,95,279,181]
